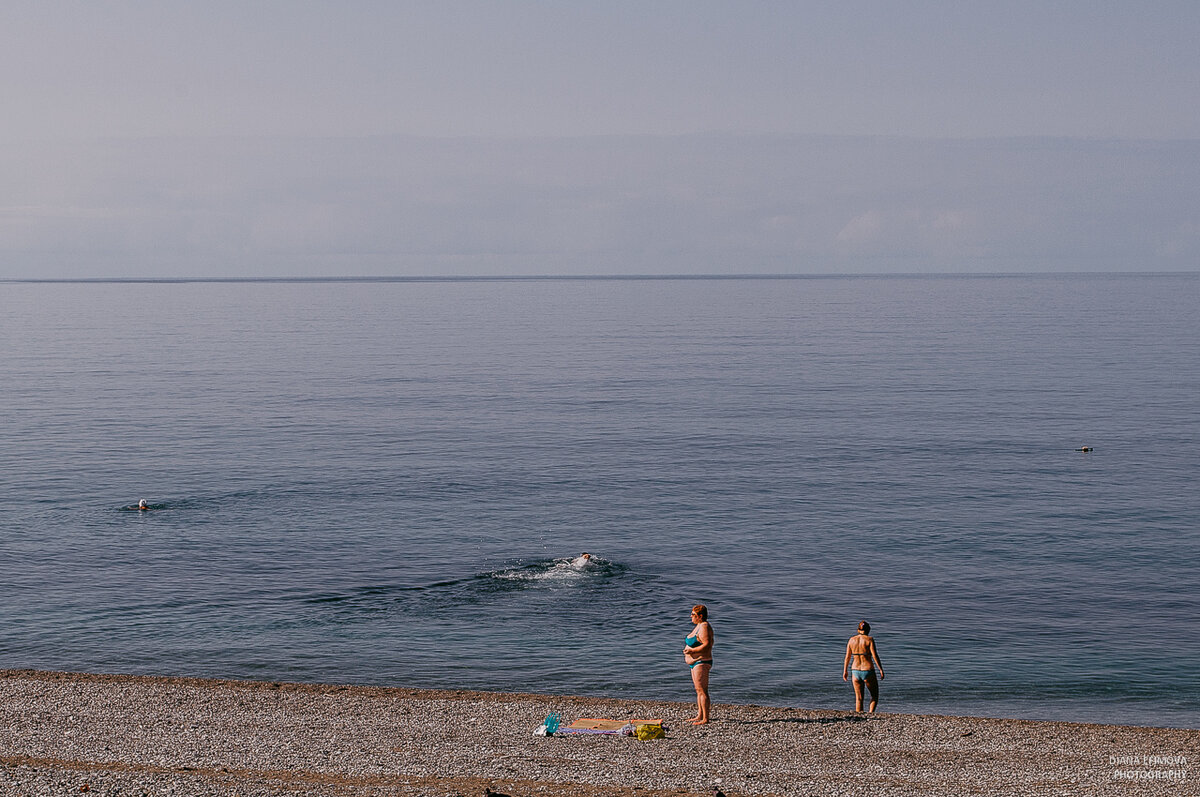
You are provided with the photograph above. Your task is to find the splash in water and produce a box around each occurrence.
[486,555,617,586]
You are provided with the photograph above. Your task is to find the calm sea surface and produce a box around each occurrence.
[1,275,1197,728]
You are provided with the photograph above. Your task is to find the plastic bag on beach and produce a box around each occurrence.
[635,723,665,740]
[533,712,562,736]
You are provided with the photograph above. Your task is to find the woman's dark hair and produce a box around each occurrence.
[692,604,708,621]
[858,620,870,633]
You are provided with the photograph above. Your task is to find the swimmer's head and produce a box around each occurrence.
[692,604,708,621]
[858,620,870,634]
[138,499,147,508]
[580,552,591,560]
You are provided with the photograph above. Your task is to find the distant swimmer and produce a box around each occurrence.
[122,499,152,511]
[571,552,593,568]
[1076,446,1093,452]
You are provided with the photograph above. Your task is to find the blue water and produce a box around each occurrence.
[1,274,1198,728]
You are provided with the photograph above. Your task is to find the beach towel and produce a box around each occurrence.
[556,718,663,735]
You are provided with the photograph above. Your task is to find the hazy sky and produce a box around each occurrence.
[3,1,1199,277]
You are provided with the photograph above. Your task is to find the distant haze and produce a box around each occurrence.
[2,135,1197,278]
[2,2,1198,277]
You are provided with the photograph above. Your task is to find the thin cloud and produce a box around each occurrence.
[1,135,1197,277]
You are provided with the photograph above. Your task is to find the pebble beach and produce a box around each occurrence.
[1,670,1194,796]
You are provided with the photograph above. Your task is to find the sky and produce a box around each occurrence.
[2,1,1199,277]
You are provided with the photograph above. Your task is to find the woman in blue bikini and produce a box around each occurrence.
[842,620,884,712]
[683,604,714,725]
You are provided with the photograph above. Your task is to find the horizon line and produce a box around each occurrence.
[4,271,1197,285]
[6,131,1200,145]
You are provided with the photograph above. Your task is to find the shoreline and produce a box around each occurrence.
[2,669,1195,796]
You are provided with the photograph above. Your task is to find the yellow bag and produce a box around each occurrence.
[635,723,665,740]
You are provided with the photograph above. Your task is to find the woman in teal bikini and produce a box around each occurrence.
[842,620,884,712]
[683,604,714,725]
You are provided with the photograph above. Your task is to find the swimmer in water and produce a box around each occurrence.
[571,552,592,568]
[138,499,148,510]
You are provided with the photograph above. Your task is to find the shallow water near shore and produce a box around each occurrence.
[1,274,1198,728]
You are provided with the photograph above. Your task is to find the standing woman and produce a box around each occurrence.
[842,620,884,712]
[683,604,714,725]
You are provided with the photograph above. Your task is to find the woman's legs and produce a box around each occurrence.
[851,675,865,712]
[864,671,879,712]
[689,663,711,724]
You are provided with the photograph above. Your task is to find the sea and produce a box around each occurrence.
[1,274,1197,729]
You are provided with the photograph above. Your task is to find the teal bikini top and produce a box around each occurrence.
[685,635,699,647]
